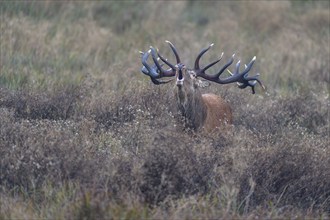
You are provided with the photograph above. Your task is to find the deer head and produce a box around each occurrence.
[140,41,265,131]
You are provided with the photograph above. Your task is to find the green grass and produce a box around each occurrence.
[0,1,329,219]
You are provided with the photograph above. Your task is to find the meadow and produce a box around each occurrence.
[0,1,329,219]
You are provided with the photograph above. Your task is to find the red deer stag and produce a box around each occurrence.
[140,41,264,131]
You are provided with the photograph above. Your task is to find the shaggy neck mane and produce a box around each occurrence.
[175,86,207,130]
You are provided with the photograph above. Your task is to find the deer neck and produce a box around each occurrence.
[175,83,207,130]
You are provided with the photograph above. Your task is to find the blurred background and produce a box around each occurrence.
[1,1,328,94]
[0,1,329,219]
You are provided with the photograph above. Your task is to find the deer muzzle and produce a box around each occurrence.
[176,68,184,86]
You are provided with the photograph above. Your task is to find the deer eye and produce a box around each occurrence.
[189,71,197,79]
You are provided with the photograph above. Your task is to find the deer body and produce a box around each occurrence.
[140,41,264,132]
[175,68,232,131]
[202,93,232,131]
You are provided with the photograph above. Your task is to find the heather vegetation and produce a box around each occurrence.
[0,1,329,219]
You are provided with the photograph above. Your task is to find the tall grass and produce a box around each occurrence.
[1,1,329,219]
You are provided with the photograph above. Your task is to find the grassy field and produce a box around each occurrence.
[0,1,329,219]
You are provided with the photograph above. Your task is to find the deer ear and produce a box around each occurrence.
[196,79,210,88]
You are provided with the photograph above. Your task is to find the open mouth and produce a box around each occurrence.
[177,66,184,79]
[176,77,184,86]
[176,65,184,86]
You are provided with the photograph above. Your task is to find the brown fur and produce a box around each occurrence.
[202,93,232,131]
[174,69,233,132]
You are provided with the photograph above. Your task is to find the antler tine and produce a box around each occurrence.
[140,44,177,85]
[241,72,266,94]
[238,57,266,91]
[150,47,177,77]
[195,54,235,81]
[216,56,255,85]
[194,43,215,70]
[141,53,165,75]
[141,49,158,77]
[230,56,264,94]
[150,47,163,72]
[165,40,181,64]
[235,56,256,76]
[201,52,224,72]
[214,54,235,78]
[157,49,176,70]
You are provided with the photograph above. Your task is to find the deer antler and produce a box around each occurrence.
[140,41,182,85]
[194,44,265,94]
[140,47,176,85]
